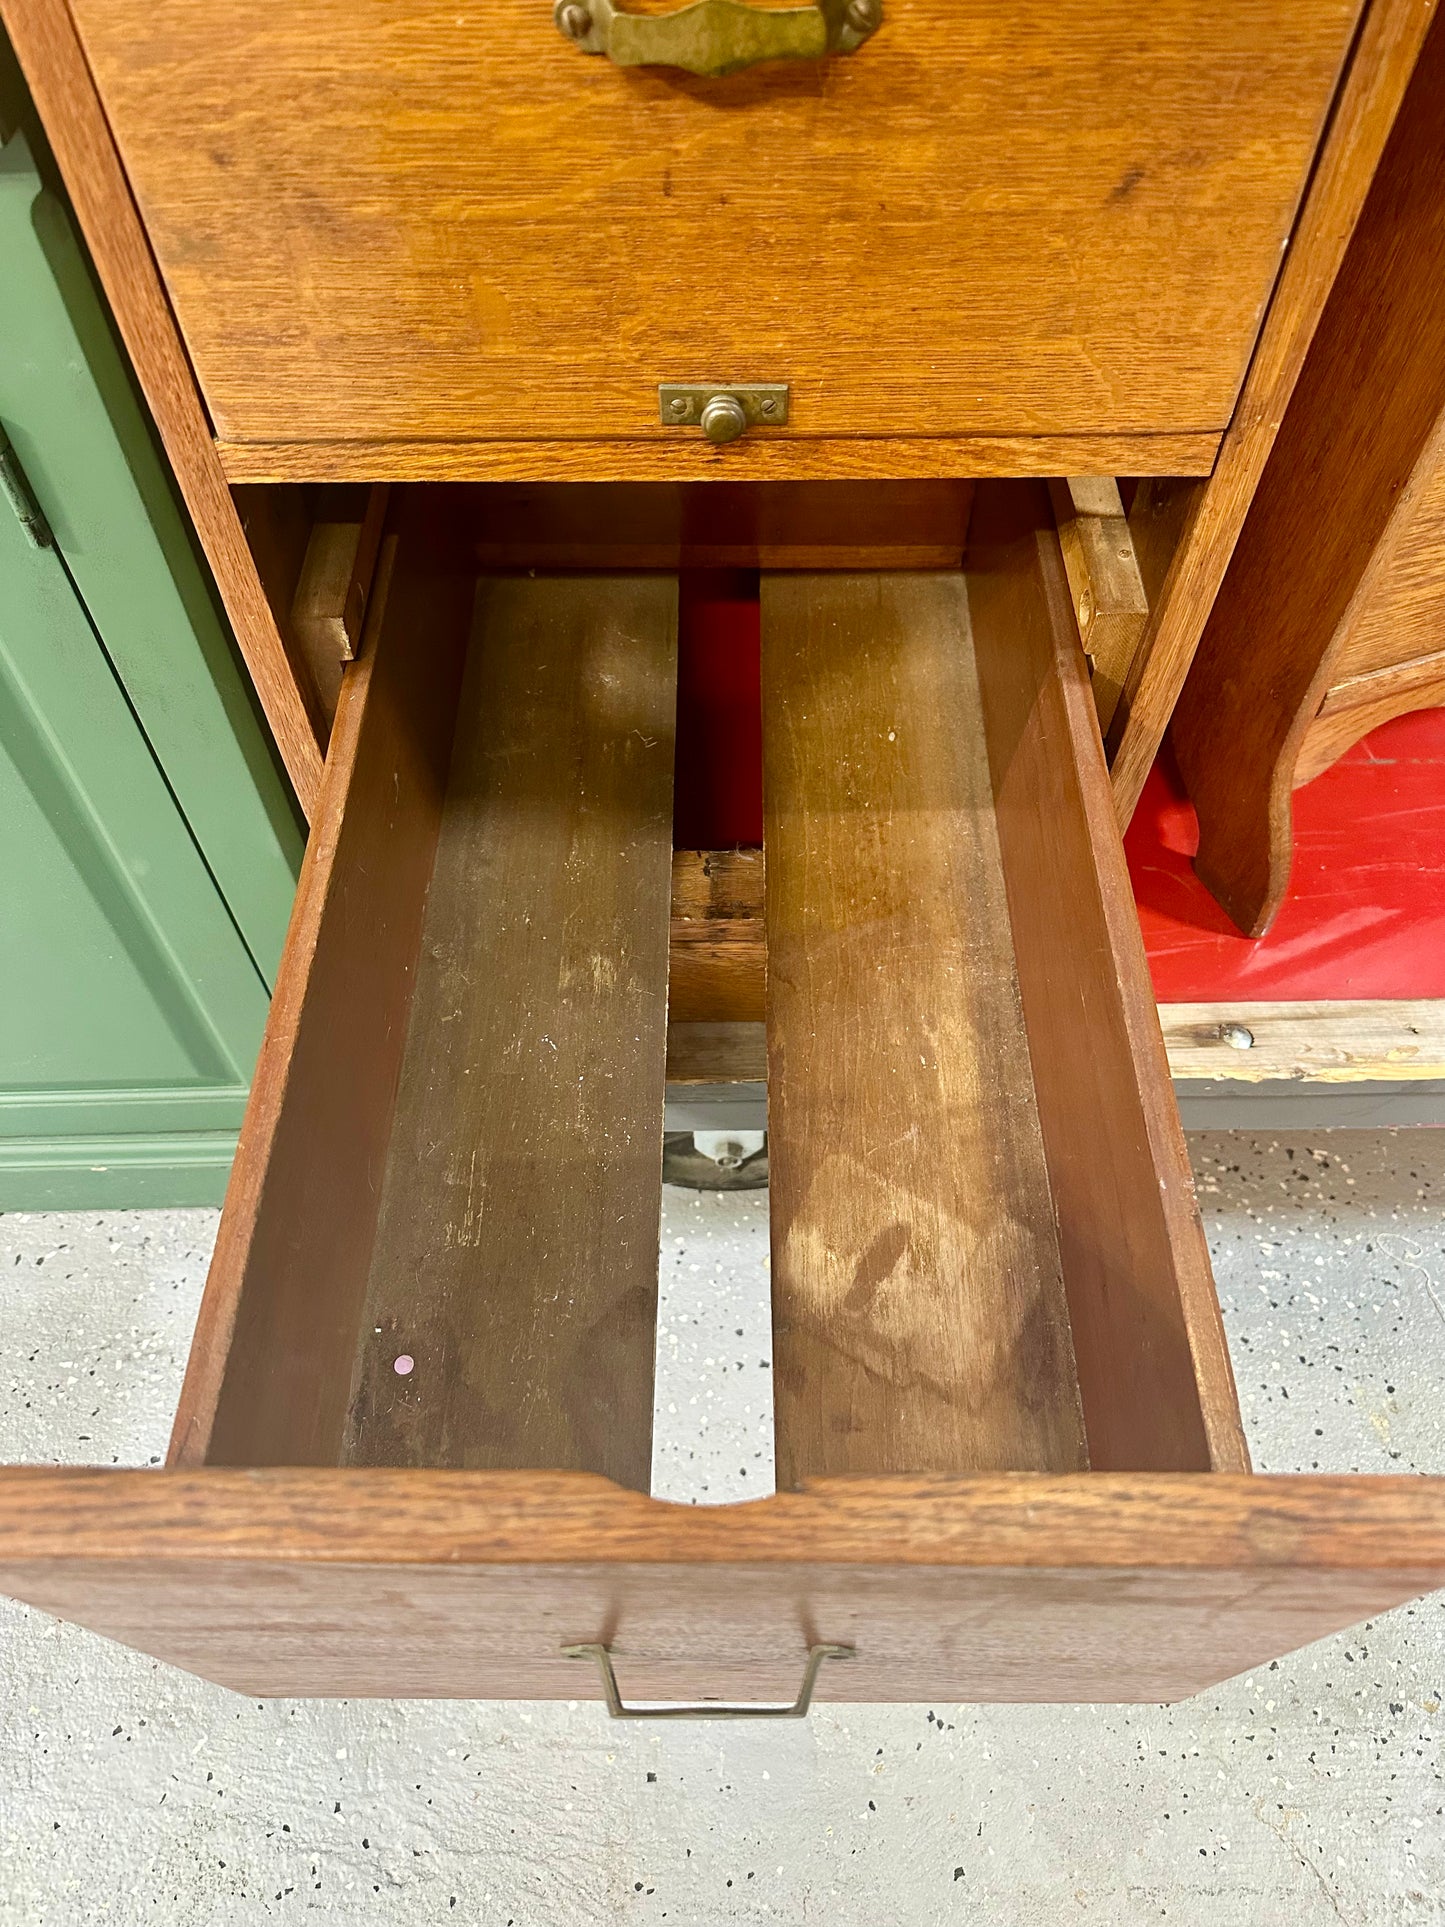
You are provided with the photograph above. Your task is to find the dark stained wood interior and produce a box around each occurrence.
[669,849,766,1023]
[342,575,678,1489]
[763,570,1089,1483]
[173,502,476,1468]
[175,481,1243,1500]
[467,481,975,572]
[968,483,1247,1473]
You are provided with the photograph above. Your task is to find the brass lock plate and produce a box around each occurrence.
[659,383,790,443]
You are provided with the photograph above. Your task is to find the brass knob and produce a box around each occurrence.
[700,394,748,445]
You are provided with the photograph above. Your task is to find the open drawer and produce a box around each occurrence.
[1,482,1442,1709]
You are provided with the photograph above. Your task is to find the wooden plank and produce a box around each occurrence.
[1322,643,1445,712]
[1,1469,1444,1702]
[467,480,974,572]
[1325,451,1445,685]
[172,507,476,1468]
[968,482,1248,1475]
[669,849,765,1023]
[1168,4,1445,933]
[1048,476,1150,732]
[666,1020,768,1085]
[1107,0,1436,826]
[343,576,678,1491]
[1126,477,1202,610]
[0,0,327,814]
[762,571,1087,1484]
[290,482,391,718]
[214,435,1222,486]
[1297,659,1445,786]
[1161,999,1445,1083]
[667,994,1445,1097]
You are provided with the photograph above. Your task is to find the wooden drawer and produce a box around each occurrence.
[1,481,1442,1708]
[58,0,1363,479]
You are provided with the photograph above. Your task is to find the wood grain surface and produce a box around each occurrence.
[665,1020,768,1084]
[1048,477,1149,733]
[1159,999,1445,1084]
[762,571,1088,1483]
[1106,0,1436,826]
[214,435,1221,486]
[172,509,476,1467]
[0,1469,1442,1702]
[968,483,1248,1475]
[669,849,766,1022]
[64,0,1359,449]
[471,480,974,572]
[1170,2,1445,934]
[290,482,391,719]
[1326,464,1445,686]
[343,576,678,1490]
[1297,658,1445,785]
[666,1000,1445,1091]
[0,0,326,813]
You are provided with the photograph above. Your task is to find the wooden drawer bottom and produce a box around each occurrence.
[1,482,1441,1706]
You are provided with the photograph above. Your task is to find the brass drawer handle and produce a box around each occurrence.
[553,0,881,78]
[562,1641,854,1718]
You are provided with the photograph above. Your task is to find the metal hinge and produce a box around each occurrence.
[0,426,54,549]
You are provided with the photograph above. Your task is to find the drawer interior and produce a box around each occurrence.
[174,480,1245,1490]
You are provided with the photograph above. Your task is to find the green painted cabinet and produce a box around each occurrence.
[1,126,302,1207]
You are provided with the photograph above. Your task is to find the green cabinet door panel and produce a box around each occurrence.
[0,496,268,1203]
[1,125,302,1208]
[0,131,301,980]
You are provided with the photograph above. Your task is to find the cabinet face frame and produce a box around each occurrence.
[3,0,1438,821]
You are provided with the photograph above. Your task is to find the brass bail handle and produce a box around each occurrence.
[553,0,882,78]
[562,1642,854,1719]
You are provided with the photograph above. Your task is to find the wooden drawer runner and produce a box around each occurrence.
[61,0,1363,465]
[1,482,1442,1706]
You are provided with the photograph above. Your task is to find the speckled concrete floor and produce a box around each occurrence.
[1,1132,1443,1925]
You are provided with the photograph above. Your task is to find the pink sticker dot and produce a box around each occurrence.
[393,1354,415,1377]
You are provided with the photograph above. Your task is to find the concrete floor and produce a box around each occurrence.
[1,1131,1442,1924]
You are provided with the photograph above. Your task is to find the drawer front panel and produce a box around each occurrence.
[0,1471,1442,1703]
[68,0,1361,450]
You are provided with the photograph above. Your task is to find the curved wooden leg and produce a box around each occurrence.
[1183,738,1295,939]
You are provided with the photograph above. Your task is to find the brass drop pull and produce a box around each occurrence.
[553,0,881,78]
[562,1641,854,1719]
